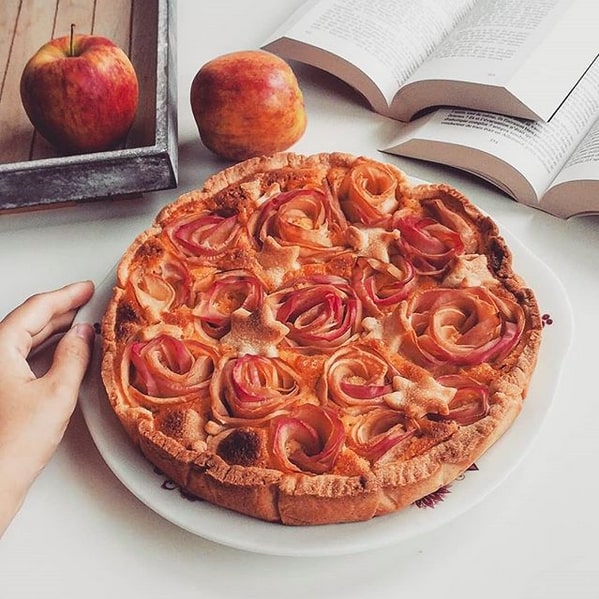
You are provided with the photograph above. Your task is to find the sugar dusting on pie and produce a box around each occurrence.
[101,152,542,525]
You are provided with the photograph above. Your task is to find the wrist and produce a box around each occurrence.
[0,456,41,536]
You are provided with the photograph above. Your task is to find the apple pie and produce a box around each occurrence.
[101,152,542,525]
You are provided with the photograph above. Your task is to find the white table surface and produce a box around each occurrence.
[1,2,598,597]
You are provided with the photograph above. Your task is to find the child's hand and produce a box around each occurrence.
[0,281,95,535]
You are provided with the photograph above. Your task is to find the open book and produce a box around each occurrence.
[382,56,599,219]
[263,0,597,122]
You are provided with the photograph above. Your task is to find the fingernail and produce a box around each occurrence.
[73,322,96,343]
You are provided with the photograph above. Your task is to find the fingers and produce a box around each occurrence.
[44,322,96,408]
[28,310,79,352]
[0,281,95,356]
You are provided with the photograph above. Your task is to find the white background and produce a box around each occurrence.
[1,1,598,597]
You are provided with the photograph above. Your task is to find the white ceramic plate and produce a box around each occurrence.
[77,221,572,557]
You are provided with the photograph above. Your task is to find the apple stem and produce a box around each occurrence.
[69,23,75,57]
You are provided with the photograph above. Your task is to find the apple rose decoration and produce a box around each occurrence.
[347,408,416,462]
[394,214,465,275]
[404,287,525,367]
[250,188,347,257]
[211,355,302,425]
[192,269,266,340]
[421,197,480,253]
[431,374,490,425]
[126,334,217,406]
[321,344,399,413]
[268,275,362,349]
[165,211,244,261]
[270,404,345,474]
[335,160,406,225]
[352,254,415,315]
[129,255,191,321]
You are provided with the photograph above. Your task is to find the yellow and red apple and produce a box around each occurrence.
[190,50,307,161]
[20,32,139,154]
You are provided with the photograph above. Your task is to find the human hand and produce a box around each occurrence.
[0,281,95,535]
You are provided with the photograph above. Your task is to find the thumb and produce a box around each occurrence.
[46,323,96,403]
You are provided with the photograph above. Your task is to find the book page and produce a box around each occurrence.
[384,57,599,206]
[264,0,474,113]
[540,119,599,217]
[413,0,568,84]
[400,0,597,121]
[549,120,599,186]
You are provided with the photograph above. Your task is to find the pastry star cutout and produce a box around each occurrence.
[256,237,300,288]
[221,304,289,357]
[385,374,455,418]
[346,225,400,262]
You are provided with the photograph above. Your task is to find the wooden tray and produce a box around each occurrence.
[0,0,177,211]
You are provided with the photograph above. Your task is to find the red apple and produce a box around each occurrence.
[20,31,139,154]
[190,50,307,161]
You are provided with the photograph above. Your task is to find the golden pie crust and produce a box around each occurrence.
[101,152,542,525]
